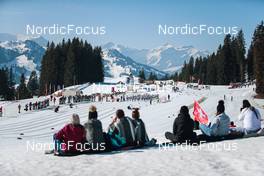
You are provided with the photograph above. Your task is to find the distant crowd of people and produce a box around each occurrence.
[57,93,162,105]
[58,95,96,105]
[18,99,50,113]
[15,92,163,115]
[52,99,262,155]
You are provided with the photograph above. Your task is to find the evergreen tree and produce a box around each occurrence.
[93,47,104,82]
[64,46,76,86]
[39,38,104,95]
[0,68,14,100]
[138,68,146,81]
[188,56,194,79]
[17,73,31,100]
[235,30,246,82]
[27,71,39,96]
[172,72,179,82]
[246,44,254,81]
[148,72,157,81]
[206,54,217,85]
[252,21,264,95]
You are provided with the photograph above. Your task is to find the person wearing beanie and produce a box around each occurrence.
[84,105,106,151]
[237,100,261,134]
[165,106,197,143]
[131,108,151,146]
[199,100,230,137]
[54,114,86,155]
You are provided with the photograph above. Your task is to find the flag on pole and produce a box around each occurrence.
[193,100,208,124]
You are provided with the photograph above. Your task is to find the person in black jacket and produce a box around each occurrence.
[165,106,196,143]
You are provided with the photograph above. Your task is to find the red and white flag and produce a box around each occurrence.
[193,100,208,124]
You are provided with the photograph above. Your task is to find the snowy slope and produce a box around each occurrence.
[0,85,263,176]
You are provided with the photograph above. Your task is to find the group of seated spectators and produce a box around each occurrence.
[53,98,262,155]
[53,105,155,155]
[165,99,262,143]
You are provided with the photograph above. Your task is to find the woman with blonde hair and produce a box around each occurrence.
[54,114,86,155]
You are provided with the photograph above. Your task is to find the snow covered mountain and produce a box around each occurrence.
[0,34,207,82]
[0,39,46,81]
[103,49,166,78]
[102,42,210,72]
[0,33,48,47]
[0,35,166,82]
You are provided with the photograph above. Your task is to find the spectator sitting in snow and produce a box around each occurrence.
[84,105,106,151]
[199,100,230,137]
[107,109,136,148]
[165,106,197,143]
[237,100,261,134]
[131,108,150,146]
[54,114,86,155]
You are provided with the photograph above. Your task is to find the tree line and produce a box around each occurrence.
[39,38,104,95]
[173,22,264,96]
[0,68,39,100]
[0,38,104,100]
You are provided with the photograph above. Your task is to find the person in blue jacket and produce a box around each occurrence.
[200,100,230,137]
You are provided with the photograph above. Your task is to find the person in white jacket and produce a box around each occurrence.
[238,100,261,134]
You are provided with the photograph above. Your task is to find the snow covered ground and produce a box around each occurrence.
[0,86,263,176]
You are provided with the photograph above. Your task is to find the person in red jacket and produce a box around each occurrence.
[54,114,86,155]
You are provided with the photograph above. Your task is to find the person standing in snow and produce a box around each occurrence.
[29,102,32,111]
[165,106,196,143]
[54,114,86,155]
[199,100,230,137]
[84,105,106,151]
[237,100,261,134]
[18,104,21,113]
[0,106,3,117]
[53,97,56,105]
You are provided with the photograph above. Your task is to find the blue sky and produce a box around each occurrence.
[0,0,263,52]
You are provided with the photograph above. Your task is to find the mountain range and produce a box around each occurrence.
[0,34,210,82]
[102,42,210,72]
